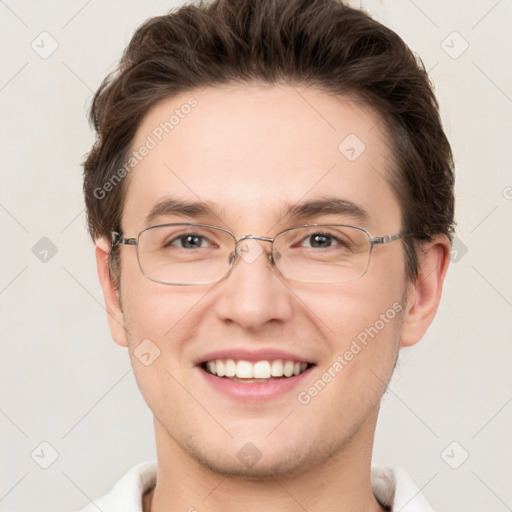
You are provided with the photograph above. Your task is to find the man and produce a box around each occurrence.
[81,0,453,510]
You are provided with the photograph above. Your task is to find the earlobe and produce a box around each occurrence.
[95,237,128,347]
[399,235,451,347]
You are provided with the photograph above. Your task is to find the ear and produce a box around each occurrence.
[400,235,451,347]
[95,237,128,347]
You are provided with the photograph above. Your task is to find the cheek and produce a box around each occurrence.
[294,262,406,344]
[295,265,406,393]
[321,286,403,380]
[120,284,207,425]
[295,290,403,422]
[129,355,197,436]
[340,293,403,348]
[119,250,209,341]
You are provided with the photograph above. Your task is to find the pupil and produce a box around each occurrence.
[311,234,330,247]
[182,235,201,248]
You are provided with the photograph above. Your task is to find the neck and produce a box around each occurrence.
[146,410,387,512]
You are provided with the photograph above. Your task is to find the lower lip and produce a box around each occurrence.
[197,366,313,401]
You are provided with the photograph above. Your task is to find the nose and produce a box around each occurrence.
[212,238,294,330]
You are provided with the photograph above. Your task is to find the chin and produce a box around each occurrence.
[178,430,346,482]
[190,446,316,481]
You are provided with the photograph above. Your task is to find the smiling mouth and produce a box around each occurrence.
[200,359,313,382]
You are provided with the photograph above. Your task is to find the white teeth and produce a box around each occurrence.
[204,359,309,379]
[270,360,284,377]
[225,359,236,377]
[216,360,225,377]
[236,360,253,379]
[207,361,216,375]
[283,361,294,377]
[253,361,271,379]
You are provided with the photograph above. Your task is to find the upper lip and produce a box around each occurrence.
[194,348,316,366]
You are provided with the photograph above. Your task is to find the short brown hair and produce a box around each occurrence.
[83,0,454,289]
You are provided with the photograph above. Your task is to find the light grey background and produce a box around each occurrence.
[1,1,511,511]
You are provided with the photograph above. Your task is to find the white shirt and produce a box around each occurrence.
[78,461,435,512]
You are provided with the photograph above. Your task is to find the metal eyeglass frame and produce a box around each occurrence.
[111,222,413,285]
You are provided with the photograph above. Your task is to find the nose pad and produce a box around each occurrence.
[270,249,281,263]
[236,239,264,264]
[226,239,280,276]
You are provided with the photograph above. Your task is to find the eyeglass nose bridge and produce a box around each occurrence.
[228,234,278,266]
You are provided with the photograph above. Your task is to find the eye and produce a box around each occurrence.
[168,233,210,249]
[300,232,345,249]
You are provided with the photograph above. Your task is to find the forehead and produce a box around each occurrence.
[122,84,400,234]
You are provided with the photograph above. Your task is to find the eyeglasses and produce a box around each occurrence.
[111,223,412,286]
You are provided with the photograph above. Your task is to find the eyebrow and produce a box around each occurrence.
[284,197,369,224]
[144,197,220,226]
[144,196,370,227]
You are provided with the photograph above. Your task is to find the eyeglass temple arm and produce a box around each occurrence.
[370,233,410,245]
[111,231,137,247]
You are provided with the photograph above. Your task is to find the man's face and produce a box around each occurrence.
[115,85,409,478]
